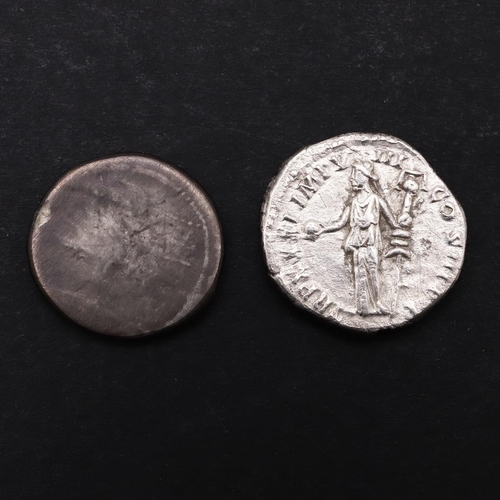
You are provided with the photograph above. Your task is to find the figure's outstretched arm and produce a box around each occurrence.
[379,198,399,229]
[320,206,350,234]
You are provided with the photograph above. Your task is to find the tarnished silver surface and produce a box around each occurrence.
[29,155,223,337]
[262,133,466,332]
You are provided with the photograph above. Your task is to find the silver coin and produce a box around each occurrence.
[262,133,466,332]
[29,155,223,337]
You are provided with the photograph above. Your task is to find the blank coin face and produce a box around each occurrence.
[29,155,223,337]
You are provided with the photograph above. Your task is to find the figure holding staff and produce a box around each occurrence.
[306,159,399,316]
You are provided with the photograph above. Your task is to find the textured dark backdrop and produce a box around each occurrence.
[1,1,499,499]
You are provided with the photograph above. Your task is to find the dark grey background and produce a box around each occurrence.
[1,1,499,499]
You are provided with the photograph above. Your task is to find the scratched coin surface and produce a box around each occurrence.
[29,155,223,337]
[262,133,466,332]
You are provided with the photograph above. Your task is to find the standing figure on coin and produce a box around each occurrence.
[313,159,398,316]
[262,133,467,332]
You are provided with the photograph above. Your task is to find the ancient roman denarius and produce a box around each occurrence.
[262,133,466,332]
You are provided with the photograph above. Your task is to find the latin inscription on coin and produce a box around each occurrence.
[29,155,223,337]
[262,133,466,332]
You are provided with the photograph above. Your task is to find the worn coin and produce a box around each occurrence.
[29,155,223,337]
[262,133,466,332]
